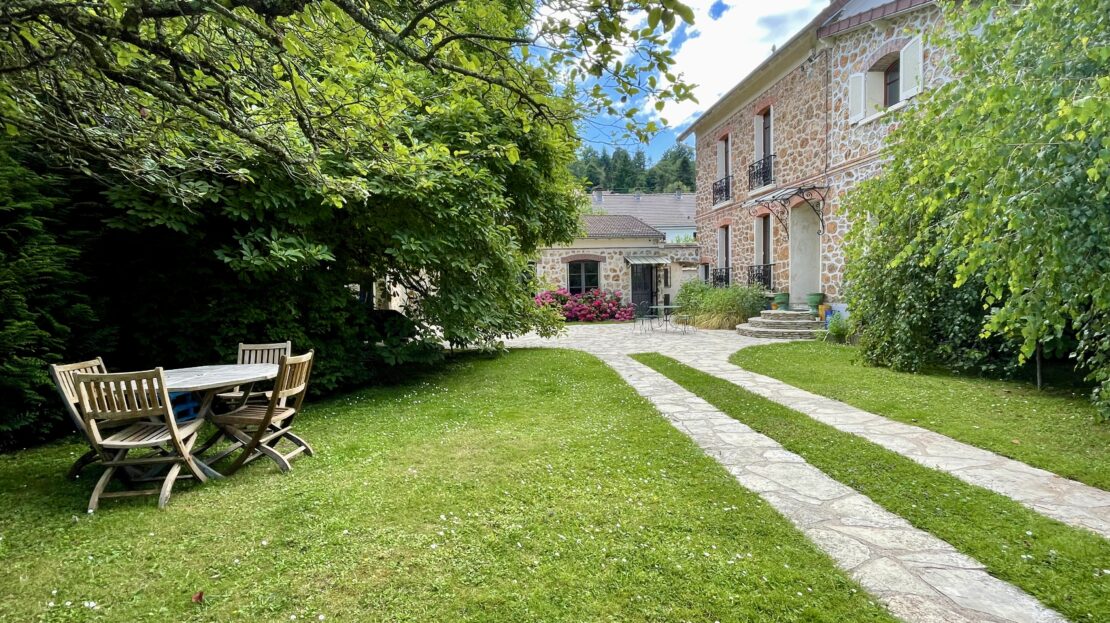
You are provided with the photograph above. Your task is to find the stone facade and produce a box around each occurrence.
[535,237,700,305]
[689,2,950,306]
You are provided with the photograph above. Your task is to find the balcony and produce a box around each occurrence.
[708,267,731,287]
[748,154,775,190]
[712,176,731,205]
[746,263,774,291]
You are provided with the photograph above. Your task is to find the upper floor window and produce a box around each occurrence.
[715,135,730,181]
[755,108,773,161]
[884,60,900,108]
[713,135,732,204]
[750,107,774,189]
[849,36,923,124]
[567,260,599,294]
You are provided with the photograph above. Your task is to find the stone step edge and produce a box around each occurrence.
[748,318,826,330]
[736,324,820,340]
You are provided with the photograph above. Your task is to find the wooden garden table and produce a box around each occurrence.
[163,363,279,478]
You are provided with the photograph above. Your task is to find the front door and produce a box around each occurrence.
[631,265,656,307]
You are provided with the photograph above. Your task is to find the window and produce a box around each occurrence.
[663,266,671,288]
[883,60,900,108]
[750,107,774,189]
[848,35,924,123]
[755,215,772,266]
[713,135,732,204]
[716,135,730,180]
[754,108,773,161]
[717,226,731,270]
[567,260,599,294]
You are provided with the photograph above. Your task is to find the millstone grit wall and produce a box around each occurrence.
[694,5,949,303]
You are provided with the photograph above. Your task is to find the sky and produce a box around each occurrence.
[579,0,828,162]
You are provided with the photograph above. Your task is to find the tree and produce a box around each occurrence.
[844,0,1110,418]
[0,147,101,444]
[0,1,696,344]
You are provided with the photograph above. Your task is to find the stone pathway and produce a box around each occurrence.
[508,324,1110,539]
[501,325,1110,622]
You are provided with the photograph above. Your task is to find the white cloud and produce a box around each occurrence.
[658,0,828,130]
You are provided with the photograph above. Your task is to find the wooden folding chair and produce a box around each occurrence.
[212,351,315,475]
[74,368,208,511]
[48,358,111,480]
[216,341,291,406]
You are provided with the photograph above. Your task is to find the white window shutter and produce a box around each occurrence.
[753,114,763,162]
[901,35,924,99]
[716,138,728,179]
[866,71,885,111]
[848,73,865,123]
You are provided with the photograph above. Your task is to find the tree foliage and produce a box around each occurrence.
[844,0,1110,418]
[0,1,698,443]
[570,143,694,192]
[0,149,101,442]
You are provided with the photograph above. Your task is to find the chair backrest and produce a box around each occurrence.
[635,300,651,318]
[237,342,292,365]
[72,368,176,445]
[269,351,315,411]
[48,358,107,434]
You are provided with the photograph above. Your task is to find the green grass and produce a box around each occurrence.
[730,342,1110,490]
[0,349,894,622]
[632,353,1110,623]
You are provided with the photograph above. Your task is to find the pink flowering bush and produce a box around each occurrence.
[535,288,635,322]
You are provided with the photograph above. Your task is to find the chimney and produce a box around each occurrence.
[674,189,682,200]
[593,188,603,203]
[635,191,641,200]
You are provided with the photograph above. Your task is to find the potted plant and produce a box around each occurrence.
[806,292,825,315]
[772,292,790,310]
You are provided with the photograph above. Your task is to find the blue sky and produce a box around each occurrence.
[579,0,827,162]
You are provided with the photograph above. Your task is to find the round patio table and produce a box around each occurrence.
[163,363,279,478]
[649,305,685,332]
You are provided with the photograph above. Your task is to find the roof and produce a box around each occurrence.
[581,215,664,239]
[678,0,935,141]
[819,0,935,37]
[591,192,695,229]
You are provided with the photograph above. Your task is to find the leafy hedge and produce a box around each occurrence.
[0,149,441,450]
[843,0,1105,417]
[675,281,766,329]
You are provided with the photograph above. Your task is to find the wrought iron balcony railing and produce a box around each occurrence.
[709,267,731,287]
[746,263,774,291]
[712,175,731,204]
[748,154,775,190]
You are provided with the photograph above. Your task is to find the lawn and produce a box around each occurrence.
[0,349,894,622]
[731,342,1110,490]
[633,353,1110,623]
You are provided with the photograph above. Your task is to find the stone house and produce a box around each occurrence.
[680,0,951,308]
[534,214,700,307]
[589,190,696,242]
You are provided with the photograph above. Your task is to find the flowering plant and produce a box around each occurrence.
[535,288,634,322]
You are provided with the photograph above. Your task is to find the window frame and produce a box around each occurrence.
[883,59,901,108]
[567,260,600,295]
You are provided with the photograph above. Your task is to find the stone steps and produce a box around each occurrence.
[748,317,825,330]
[736,308,822,339]
[759,309,815,321]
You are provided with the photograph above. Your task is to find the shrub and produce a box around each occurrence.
[535,288,634,322]
[676,281,766,330]
[825,313,851,344]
